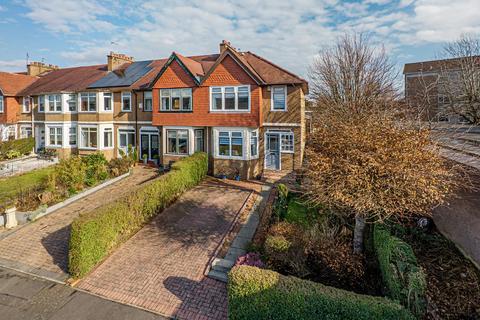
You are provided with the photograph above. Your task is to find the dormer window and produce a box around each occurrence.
[210,86,250,112]
[160,88,192,111]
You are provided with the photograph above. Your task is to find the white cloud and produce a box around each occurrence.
[23,0,116,33]
[0,59,27,72]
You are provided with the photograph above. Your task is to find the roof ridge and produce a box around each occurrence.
[246,51,307,83]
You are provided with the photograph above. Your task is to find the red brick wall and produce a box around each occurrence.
[152,55,260,127]
[0,97,21,124]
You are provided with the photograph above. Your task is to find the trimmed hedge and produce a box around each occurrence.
[373,224,427,317]
[68,152,208,278]
[0,137,34,160]
[228,266,414,320]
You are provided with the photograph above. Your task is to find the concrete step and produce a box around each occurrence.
[207,269,228,283]
[211,258,235,273]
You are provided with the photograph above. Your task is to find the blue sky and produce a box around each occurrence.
[0,0,479,79]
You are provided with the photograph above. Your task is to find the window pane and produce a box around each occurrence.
[104,130,112,147]
[69,127,76,145]
[238,90,249,110]
[273,87,286,110]
[250,132,258,156]
[182,96,191,110]
[81,94,88,111]
[225,92,235,110]
[172,97,180,110]
[120,134,127,147]
[194,130,203,152]
[55,95,62,111]
[144,91,152,111]
[89,129,97,148]
[212,87,221,93]
[122,93,131,111]
[161,97,170,110]
[213,93,222,110]
[104,93,112,111]
[49,128,56,145]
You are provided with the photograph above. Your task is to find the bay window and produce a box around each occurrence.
[218,131,243,157]
[103,128,113,148]
[121,92,131,111]
[104,93,112,111]
[271,86,287,111]
[167,129,189,154]
[68,94,77,112]
[160,88,192,111]
[143,91,152,111]
[194,129,204,152]
[80,93,96,112]
[0,95,3,113]
[48,94,62,112]
[20,126,32,138]
[210,86,250,112]
[48,127,62,146]
[80,127,97,149]
[119,128,135,154]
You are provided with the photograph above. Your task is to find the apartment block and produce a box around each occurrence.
[2,41,308,179]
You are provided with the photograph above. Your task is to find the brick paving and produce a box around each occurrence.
[77,179,253,320]
[0,166,158,281]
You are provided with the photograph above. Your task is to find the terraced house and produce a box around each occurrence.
[5,41,308,179]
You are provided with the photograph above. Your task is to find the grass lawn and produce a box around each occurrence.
[0,167,54,206]
[284,196,318,227]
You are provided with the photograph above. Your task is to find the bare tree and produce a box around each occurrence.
[307,33,459,254]
[438,35,480,124]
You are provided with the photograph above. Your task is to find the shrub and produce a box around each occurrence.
[0,137,34,160]
[228,266,414,320]
[273,183,289,220]
[108,157,131,177]
[82,152,109,186]
[373,224,427,317]
[68,152,208,278]
[235,253,265,268]
[53,156,87,194]
[265,235,291,253]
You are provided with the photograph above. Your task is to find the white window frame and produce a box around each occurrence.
[209,85,250,112]
[143,91,153,112]
[194,129,204,152]
[160,88,192,112]
[20,125,32,139]
[118,128,136,155]
[166,129,189,155]
[47,94,62,113]
[47,126,63,147]
[271,85,287,111]
[79,126,98,150]
[0,95,3,113]
[103,127,113,149]
[68,126,77,147]
[217,130,244,159]
[280,132,294,153]
[80,93,97,112]
[103,92,113,112]
[23,97,31,113]
[38,95,45,113]
[250,129,259,158]
[67,93,77,112]
[121,92,132,112]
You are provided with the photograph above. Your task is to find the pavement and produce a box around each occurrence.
[77,178,253,320]
[0,266,166,320]
[0,166,159,282]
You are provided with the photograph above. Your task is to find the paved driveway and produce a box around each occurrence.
[77,179,252,320]
[0,167,158,282]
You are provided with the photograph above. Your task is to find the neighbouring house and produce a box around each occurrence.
[8,40,308,179]
[0,71,37,141]
[404,57,478,123]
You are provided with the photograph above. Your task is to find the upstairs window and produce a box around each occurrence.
[38,96,45,112]
[121,92,131,112]
[210,86,250,112]
[143,91,152,111]
[23,97,31,113]
[218,131,243,157]
[103,93,112,111]
[48,94,62,112]
[160,88,192,111]
[271,86,287,111]
[0,95,3,113]
[80,93,97,112]
[67,94,77,112]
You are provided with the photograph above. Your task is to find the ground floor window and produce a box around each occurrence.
[218,131,243,157]
[69,127,77,146]
[80,127,97,149]
[250,130,258,157]
[20,126,32,138]
[280,132,294,152]
[194,129,204,152]
[104,128,113,148]
[48,127,62,146]
[167,129,188,154]
[119,129,135,154]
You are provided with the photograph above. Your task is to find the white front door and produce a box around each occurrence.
[35,126,45,151]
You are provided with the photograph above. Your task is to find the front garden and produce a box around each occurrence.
[0,137,35,161]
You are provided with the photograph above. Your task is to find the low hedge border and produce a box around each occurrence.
[0,137,34,160]
[373,224,427,317]
[68,152,208,278]
[228,265,414,320]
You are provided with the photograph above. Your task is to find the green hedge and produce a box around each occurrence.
[373,224,426,317]
[68,152,208,278]
[0,137,34,160]
[228,266,414,320]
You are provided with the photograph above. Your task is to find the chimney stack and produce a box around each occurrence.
[107,52,134,71]
[219,40,233,53]
[27,62,59,76]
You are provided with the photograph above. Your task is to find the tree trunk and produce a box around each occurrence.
[353,214,366,254]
